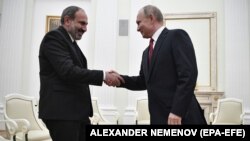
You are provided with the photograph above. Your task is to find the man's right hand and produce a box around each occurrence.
[104,71,125,86]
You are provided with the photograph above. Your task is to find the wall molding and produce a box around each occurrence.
[164,12,217,91]
[243,110,250,125]
[123,107,136,124]
[0,103,5,130]
[98,106,119,124]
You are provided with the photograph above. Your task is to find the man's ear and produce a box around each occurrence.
[63,15,72,25]
[149,14,155,22]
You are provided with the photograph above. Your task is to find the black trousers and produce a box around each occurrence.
[42,119,90,141]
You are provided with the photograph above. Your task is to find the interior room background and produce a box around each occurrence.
[0,0,249,124]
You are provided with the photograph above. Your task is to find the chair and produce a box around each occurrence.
[209,97,245,125]
[4,93,51,141]
[89,97,119,125]
[0,119,18,141]
[135,97,150,125]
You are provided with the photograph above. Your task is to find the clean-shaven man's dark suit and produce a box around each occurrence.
[120,28,207,124]
[39,26,103,122]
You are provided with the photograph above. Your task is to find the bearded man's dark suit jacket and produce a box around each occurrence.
[39,26,103,121]
[120,28,207,124]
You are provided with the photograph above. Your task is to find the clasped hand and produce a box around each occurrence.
[104,70,124,86]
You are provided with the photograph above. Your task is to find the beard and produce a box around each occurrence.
[70,28,84,40]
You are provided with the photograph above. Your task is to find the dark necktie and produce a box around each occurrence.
[148,38,154,63]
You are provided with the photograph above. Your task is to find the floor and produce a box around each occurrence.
[0,130,8,139]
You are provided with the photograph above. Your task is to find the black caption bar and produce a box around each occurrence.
[86,125,250,140]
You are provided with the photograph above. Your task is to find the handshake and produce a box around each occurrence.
[104,70,125,87]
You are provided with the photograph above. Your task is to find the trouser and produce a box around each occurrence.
[42,119,90,141]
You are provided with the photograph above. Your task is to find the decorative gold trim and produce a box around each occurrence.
[45,16,61,33]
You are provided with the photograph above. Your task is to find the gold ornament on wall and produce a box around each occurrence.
[46,16,61,33]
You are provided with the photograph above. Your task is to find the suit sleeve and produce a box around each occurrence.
[119,55,147,90]
[170,29,198,117]
[39,31,103,86]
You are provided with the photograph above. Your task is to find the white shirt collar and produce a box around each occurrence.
[151,26,165,42]
[68,33,75,43]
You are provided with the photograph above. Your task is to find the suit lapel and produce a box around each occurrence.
[147,28,168,82]
[143,50,150,81]
[72,42,87,68]
[57,27,87,68]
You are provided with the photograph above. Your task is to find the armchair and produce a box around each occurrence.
[4,93,51,141]
[135,97,150,125]
[0,119,18,141]
[209,97,245,125]
[90,97,119,125]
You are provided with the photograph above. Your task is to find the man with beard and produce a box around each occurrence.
[39,6,124,141]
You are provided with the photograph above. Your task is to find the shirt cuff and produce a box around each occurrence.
[103,71,106,81]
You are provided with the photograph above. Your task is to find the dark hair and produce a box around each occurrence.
[143,5,163,22]
[60,6,82,25]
